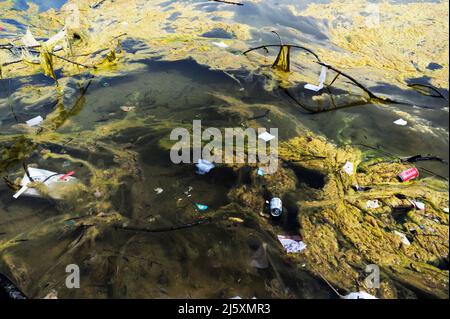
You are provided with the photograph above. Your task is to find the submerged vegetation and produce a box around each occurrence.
[0,0,448,298]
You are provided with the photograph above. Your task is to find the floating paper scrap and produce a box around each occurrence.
[277,235,306,253]
[154,187,163,194]
[344,292,377,299]
[256,168,264,176]
[120,105,135,112]
[196,159,215,175]
[411,200,425,210]
[258,131,275,142]
[212,41,229,48]
[444,207,449,213]
[343,161,354,176]
[393,231,411,246]
[25,115,44,127]
[366,200,380,209]
[393,119,408,126]
[13,167,77,200]
[304,66,327,92]
[22,29,40,47]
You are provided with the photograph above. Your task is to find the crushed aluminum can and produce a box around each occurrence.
[398,167,419,182]
[269,197,282,217]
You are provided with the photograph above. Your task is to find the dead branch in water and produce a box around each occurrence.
[115,218,211,233]
[243,44,321,63]
[91,0,109,9]
[209,0,244,6]
[407,83,449,102]
[49,52,96,69]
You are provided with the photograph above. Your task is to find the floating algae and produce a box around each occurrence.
[293,0,449,89]
[228,134,449,298]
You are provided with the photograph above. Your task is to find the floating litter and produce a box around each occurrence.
[195,203,209,211]
[59,171,75,180]
[366,200,380,209]
[411,200,425,210]
[212,41,228,48]
[304,66,327,92]
[393,231,411,246]
[258,131,275,142]
[13,167,78,200]
[196,159,215,175]
[25,116,44,127]
[256,168,264,176]
[277,235,306,253]
[393,119,408,126]
[343,161,354,176]
[398,167,419,182]
[120,106,135,112]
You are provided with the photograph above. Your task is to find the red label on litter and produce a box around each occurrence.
[60,171,75,180]
[398,167,419,182]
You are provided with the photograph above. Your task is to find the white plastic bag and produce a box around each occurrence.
[13,168,78,200]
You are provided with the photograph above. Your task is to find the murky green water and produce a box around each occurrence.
[0,0,448,299]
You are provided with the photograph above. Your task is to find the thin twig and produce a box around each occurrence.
[22,162,34,182]
[209,0,244,5]
[407,83,449,102]
[244,44,321,62]
[49,52,96,69]
[316,62,378,100]
[91,0,109,9]
[115,218,211,233]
